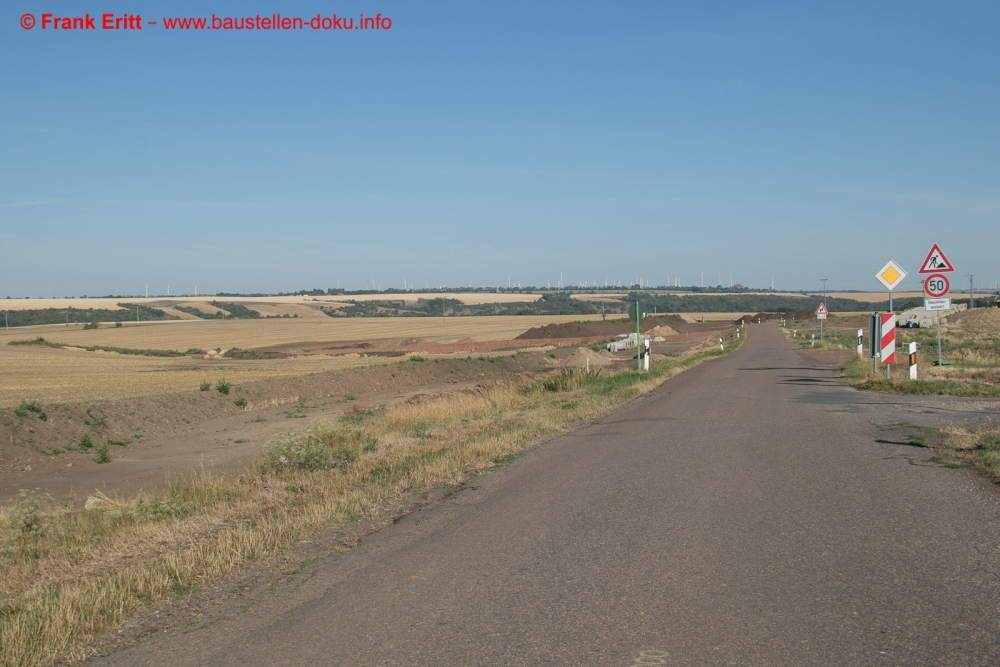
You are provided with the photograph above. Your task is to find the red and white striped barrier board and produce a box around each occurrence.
[880,313,896,364]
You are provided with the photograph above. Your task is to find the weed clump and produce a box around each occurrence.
[78,434,94,450]
[215,379,231,395]
[13,400,46,421]
[409,355,426,362]
[199,381,211,391]
[1,489,52,564]
[261,421,377,472]
[234,397,248,409]
[94,443,111,464]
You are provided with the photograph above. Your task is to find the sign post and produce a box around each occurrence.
[875,259,908,314]
[815,303,828,342]
[880,312,896,379]
[919,243,955,367]
[635,301,641,372]
[869,313,880,377]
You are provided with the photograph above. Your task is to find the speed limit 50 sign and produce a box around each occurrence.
[924,273,950,298]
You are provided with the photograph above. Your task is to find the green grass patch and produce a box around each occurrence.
[222,348,260,360]
[854,379,1000,398]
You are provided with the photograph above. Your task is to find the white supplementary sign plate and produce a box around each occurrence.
[925,297,951,312]
[875,259,907,291]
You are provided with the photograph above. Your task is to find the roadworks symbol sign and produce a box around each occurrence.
[815,303,828,316]
[918,243,955,274]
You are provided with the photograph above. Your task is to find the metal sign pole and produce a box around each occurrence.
[635,301,641,372]
[937,314,943,366]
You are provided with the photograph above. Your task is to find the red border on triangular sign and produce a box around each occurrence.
[816,303,828,315]
[918,243,955,274]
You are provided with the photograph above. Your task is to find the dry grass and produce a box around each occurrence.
[0,334,741,666]
[937,423,1000,480]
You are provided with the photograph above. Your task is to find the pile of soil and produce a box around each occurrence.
[646,325,677,338]
[560,348,614,369]
[516,319,634,340]
[516,314,721,340]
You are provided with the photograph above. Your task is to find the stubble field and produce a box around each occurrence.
[0,315,591,407]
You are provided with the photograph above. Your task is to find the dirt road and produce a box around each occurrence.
[93,325,1000,666]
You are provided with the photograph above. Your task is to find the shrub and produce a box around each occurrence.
[215,379,231,395]
[13,400,46,421]
[234,397,248,409]
[186,348,208,355]
[261,421,377,472]
[94,443,111,464]
[199,381,211,391]
[409,355,426,362]
[78,434,94,450]
[1,489,52,563]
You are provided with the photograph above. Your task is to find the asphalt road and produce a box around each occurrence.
[95,325,1000,666]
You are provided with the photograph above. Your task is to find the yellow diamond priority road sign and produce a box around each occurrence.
[875,259,907,291]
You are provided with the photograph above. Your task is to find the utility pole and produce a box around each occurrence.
[968,274,976,309]
[700,271,704,288]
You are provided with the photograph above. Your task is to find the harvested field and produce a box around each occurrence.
[946,308,1000,338]
[828,291,925,302]
[0,293,545,313]
[0,344,393,407]
[0,316,597,408]
[0,315,590,353]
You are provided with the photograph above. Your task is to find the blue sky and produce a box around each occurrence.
[2,1,998,296]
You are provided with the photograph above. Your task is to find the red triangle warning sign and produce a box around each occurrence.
[816,303,829,316]
[918,243,955,274]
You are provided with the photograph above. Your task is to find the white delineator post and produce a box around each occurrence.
[908,342,918,380]
[857,329,863,356]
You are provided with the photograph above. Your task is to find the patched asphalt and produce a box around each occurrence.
[93,324,1000,666]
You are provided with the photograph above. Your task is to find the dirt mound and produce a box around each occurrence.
[560,347,612,369]
[646,324,677,337]
[517,315,709,340]
[516,319,634,340]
